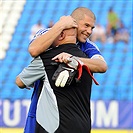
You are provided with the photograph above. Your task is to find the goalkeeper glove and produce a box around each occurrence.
[52,56,99,87]
[52,63,77,87]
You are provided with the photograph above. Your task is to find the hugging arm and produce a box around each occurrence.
[28,16,78,57]
[79,57,107,73]
[16,76,26,88]
[15,57,45,89]
[52,52,107,73]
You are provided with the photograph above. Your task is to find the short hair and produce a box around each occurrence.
[71,7,96,21]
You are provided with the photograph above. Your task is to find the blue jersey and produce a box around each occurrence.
[78,39,101,58]
[24,29,103,133]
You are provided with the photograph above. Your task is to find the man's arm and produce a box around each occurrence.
[52,52,107,73]
[15,57,45,89]
[29,16,78,57]
[79,57,107,73]
[16,76,26,88]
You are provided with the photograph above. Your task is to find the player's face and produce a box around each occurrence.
[77,15,95,43]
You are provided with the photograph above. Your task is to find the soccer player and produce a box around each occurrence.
[17,7,107,133]
[28,7,107,73]
[16,27,97,133]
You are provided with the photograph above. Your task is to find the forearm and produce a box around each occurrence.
[16,76,26,88]
[79,58,108,73]
[29,23,64,57]
[52,52,108,73]
[29,16,78,57]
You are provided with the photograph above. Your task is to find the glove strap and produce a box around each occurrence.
[77,62,99,85]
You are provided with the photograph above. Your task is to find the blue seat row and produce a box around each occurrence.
[0,0,132,101]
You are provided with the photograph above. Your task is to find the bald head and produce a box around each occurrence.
[52,28,77,47]
[71,7,96,22]
[63,28,77,37]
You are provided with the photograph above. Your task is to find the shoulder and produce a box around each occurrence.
[30,28,50,44]
[80,39,100,51]
[35,28,50,37]
[78,39,102,58]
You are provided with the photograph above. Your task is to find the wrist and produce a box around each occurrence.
[71,56,84,65]
[53,21,64,32]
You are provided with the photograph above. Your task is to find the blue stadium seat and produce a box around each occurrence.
[0,0,132,101]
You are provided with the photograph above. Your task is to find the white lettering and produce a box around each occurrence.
[3,100,21,126]
[96,100,118,127]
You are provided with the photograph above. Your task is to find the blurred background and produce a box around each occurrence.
[0,0,132,133]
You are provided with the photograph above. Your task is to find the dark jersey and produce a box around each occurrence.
[19,44,92,133]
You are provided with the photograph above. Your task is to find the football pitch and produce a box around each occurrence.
[0,128,132,133]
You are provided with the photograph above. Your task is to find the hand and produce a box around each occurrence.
[52,52,72,63]
[52,56,84,87]
[52,63,77,87]
[52,55,99,87]
[57,16,78,30]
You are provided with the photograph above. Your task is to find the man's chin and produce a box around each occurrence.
[79,38,87,43]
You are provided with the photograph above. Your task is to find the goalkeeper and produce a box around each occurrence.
[16,27,98,133]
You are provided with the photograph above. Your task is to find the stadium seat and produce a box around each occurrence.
[0,0,132,101]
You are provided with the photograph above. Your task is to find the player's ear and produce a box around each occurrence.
[59,31,65,40]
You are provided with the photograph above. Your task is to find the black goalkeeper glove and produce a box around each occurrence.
[52,56,99,87]
[52,63,77,87]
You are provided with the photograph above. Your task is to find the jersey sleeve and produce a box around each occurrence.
[18,56,45,87]
[29,28,50,44]
[78,39,106,62]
